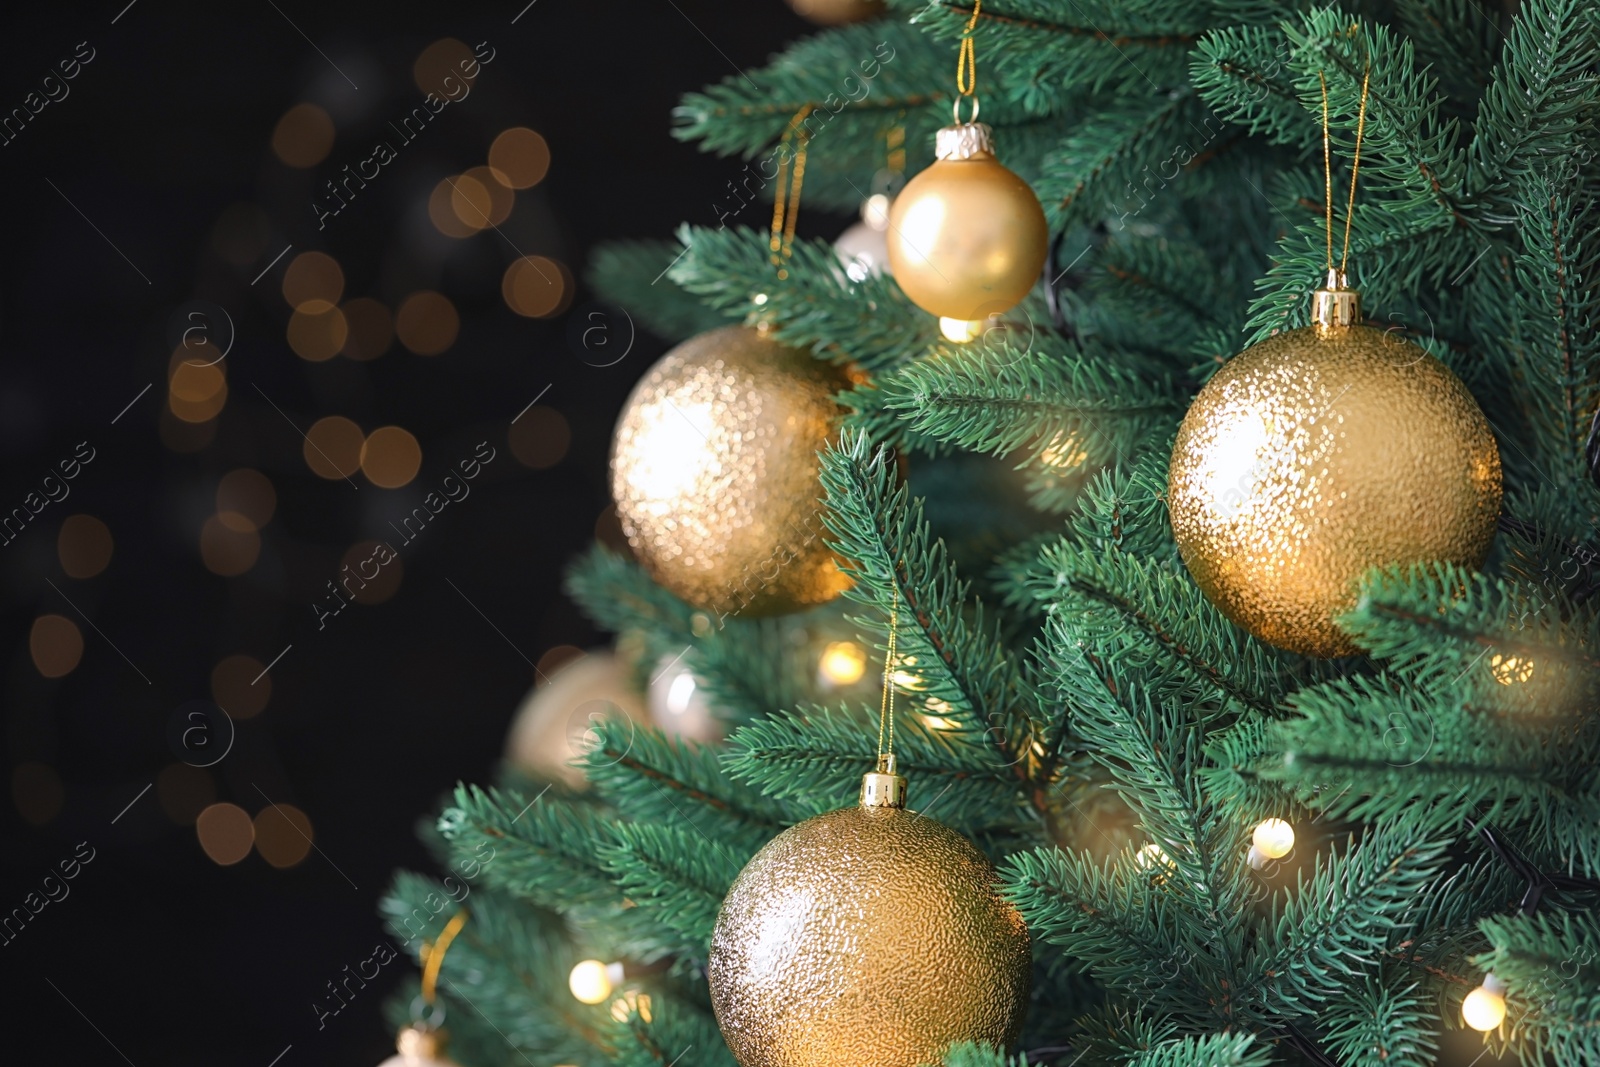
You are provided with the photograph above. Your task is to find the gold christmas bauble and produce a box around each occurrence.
[1168,286,1502,657]
[610,326,854,617]
[886,123,1047,321]
[708,766,1030,1067]
[505,651,648,788]
[783,0,883,24]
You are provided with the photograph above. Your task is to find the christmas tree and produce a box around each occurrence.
[379,2,1600,1065]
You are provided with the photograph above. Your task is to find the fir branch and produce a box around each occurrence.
[599,822,746,958]
[438,785,623,911]
[1190,24,1316,151]
[668,224,938,372]
[1318,974,1440,1067]
[1243,826,1449,1017]
[1125,1032,1273,1067]
[605,994,738,1067]
[818,431,1052,783]
[587,240,728,343]
[880,334,1184,475]
[722,703,1033,834]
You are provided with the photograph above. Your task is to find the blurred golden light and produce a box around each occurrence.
[58,514,113,579]
[157,763,216,825]
[30,615,83,678]
[395,291,459,355]
[610,991,652,1023]
[1135,843,1175,882]
[210,203,270,266]
[818,641,867,685]
[282,251,345,309]
[211,654,271,718]
[12,762,64,826]
[1040,432,1089,469]
[360,426,422,488]
[569,960,617,1004]
[413,38,475,97]
[446,172,492,232]
[508,406,571,469]
[489,127,550,189]
[216,469,276,533]
[169,387,228,424]
[921,715,961,731]
[502,256,569,318]
[287,303,349,361]
[340,298,393,360]
[939,317,984,343]
[340,539,404,605]
[196,802,255,865]
[200,515,261,577]
[303,416,365,479]
[1490,653,1534,686]
[168,355,226,403]
[428,179,479,238]
[1463,977,1508,1031]
[1252,818,1295,860]
[271,102,334,168]
[456,166,514,227]
[254,803,314,868]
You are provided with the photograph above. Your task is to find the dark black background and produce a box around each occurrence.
[0,3,816,1063]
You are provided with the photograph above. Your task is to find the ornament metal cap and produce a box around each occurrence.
[1311,268,1361,333]
[859,752,907,809]
[935,122,994,161]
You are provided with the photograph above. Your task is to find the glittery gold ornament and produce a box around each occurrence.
[708,757,1031,1067]
[886,119,1047,322]
[610,326,854,617]
[1168,274,1502,657]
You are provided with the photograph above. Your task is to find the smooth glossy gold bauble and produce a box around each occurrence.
[610,326,853,617]
[708,785,1030,1067]
[784,0,883,24]
[886,129,1047,321]
[1168,318,1502,658]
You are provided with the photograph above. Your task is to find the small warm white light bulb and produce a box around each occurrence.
[1252,818,1295,860]
[1463,974,1508,1032]
[569,959,622,1004]
[939,316,984,343]
[818,641,867,686]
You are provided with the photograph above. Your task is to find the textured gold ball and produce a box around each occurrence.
[1168,323,1502,657]
[886,154,1048,321]
[610,326,853,617]
[708,804,1031,1067]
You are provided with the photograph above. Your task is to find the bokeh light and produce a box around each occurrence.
[271,103,334,168]
[254,804,314,868]
[428,178,479,238]
[459,165,513,226]
[287,302,349,361]
[360,426,422,488]
[509,407,571,469]
[489,127,550,189]
[340,539,404,604]
[216,469,276,533]
[196,802,255,865]
[157,763,216,825]
[340,298,393,360]
[169,350,228,423]
[413,38,476,97]
[395,291,458,355]
[211,654,271,718]
[282,251,345,309]
[818,641,867,686]
[12,762,64,826]
[58,514,113,578]
[200,514,261,576]
[30,615,83,678]
[568,960,615,1004]
[304,416,364,479]
[502,256,569,318]
[1490,653,1534,685]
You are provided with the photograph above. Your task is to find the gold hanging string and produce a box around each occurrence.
[1319,71,1334,274]
[421,910,469,1005]
[1340,64,1372,276]
[956,0,982,97]
[876,586,899,762]
[769,105,814,278]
